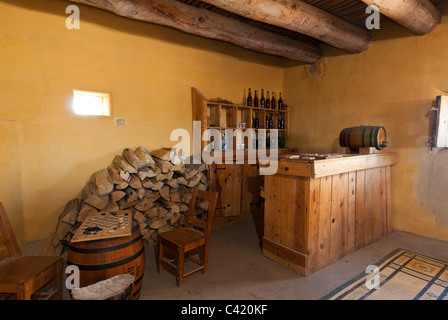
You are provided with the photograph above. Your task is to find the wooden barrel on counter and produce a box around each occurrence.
[67,221,145,300]
[339,125,387,151]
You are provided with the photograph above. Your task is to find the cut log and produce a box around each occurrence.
[52,221,73,247]
[58,199,80,226]
[68,0,322,63]
[150,148,172,161]
[112,155,137,174]
[114,165,131,182]
[151,180,164,191]
[81,181,109,210]
[125,187,139,203]
[142,177,155,189]
[149,219,166,229]
[110,190,126,203]
[158,186,171,201]
[134,146,155,168]
[145,190,161,202]
[123,148,144,170]
[134,196,154,211]
[166,178,178,188]
[154,158,174,173]
[138,167,157,180]
[107,164,124,184]
[177,176,188,185]
[78,202,98,222]
[170,189,182,203]
[114,180,129,190]
[362,0,441,35]
[92,169,114,196]
[144,207,158,219]
[137,188,146,200]
[129,175,143,189]
[187,175,201,187]
[200,0,371,53]
[170,212,181,225]
[118,198,140,210]
[103,198,119,213]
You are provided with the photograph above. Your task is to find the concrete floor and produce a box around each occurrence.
[138,217,448,300]
[22,216,448,300]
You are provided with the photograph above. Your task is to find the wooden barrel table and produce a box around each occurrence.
[67,221,145,300]
[339,125,387,151]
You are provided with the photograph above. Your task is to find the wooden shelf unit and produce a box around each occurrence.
[192,87,290,152]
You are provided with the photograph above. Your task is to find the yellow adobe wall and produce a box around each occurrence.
[284,4,448,242]
[0,0,285,243]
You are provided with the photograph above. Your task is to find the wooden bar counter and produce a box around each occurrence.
[262,152,398,276]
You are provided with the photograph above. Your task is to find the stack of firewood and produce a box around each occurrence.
[44,147,209,256]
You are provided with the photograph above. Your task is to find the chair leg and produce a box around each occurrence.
[158,239,164,274]
[202,243,209,275]
[177,247,185,287]
[53,260,63,300]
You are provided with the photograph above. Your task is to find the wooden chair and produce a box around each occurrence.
[0,202,63,300]
[157,188,218,286]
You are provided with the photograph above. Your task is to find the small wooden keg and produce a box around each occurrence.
[67,221,145,300]
[339,125,387,151]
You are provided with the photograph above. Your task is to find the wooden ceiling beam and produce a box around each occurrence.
[198,0,372,53]
[361,0,441,35]
[67,0,322,63]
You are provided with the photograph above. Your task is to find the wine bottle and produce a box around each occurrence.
[271,92,276,109]
[266,91,270,109]
[278,92,283,110]
[254,113,259,129]
[269,115,273,129]
[254,90,259,108]
[266,132,270,149]
[247,88,252,106]
[260,89,265,108]
[266,115,269,129]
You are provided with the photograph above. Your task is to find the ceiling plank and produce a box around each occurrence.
[361,0,441,35]
[198,0,372,53]
[67,0,322,63]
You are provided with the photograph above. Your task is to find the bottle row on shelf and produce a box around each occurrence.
[207,131,287,151]
[246,88,283,110]
[252,113,285,129]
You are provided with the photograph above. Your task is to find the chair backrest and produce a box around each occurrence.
[0,202,22,257]
[184,188,218,237]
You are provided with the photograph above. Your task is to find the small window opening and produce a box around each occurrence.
[73,90,110,116]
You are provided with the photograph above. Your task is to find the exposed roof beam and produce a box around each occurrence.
[199,0,372,53]
[67,0,322,63]
[361,0,441,35]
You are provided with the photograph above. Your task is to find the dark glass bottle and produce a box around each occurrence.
[271,92,276,109]
[266,91,270,109]
[266,132,270,149]
[269,115,273,129]
[260,89,265,108]
[254,113,259,129]
[247,88,252,106]
[266,115,269,129]
[278,92,283,110]
[253,90,259,108]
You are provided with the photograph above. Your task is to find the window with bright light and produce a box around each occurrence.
[73,90,110,116]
